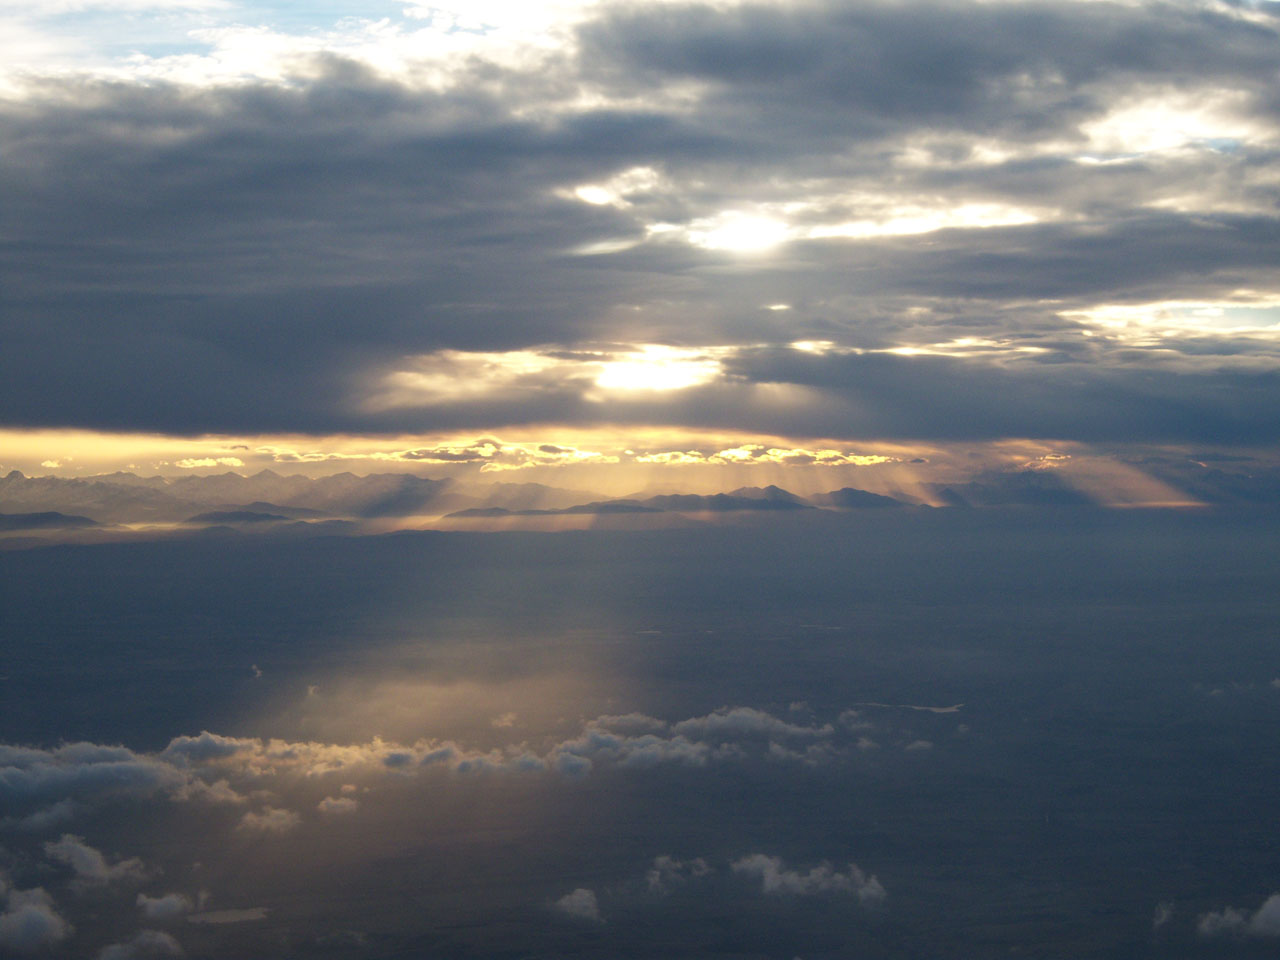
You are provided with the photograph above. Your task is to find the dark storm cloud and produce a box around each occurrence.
[1,0,1278,440]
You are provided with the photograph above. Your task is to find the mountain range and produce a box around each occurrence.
[0,470,914,529]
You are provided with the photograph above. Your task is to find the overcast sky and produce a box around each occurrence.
[2,0,1278,482]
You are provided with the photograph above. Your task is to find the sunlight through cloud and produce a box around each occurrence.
[594,345,724,392]
[686,213,789,252]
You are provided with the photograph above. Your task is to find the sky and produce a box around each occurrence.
[2,0,1279,492]
[5,7,1280,957]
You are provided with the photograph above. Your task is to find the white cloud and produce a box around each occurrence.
[161,732,257,765]
[2,798,83,832]
[172,777,246,805]
[647,855,712,894]
[137,893,194,921]
[554,887,602,922]
[671,707,833,741]
[0,706,885,853]
[0,741,189,802]
[1200,893,1280,939]
[317,796,359,815]
[236,807,300,834]
[96,929,184,960]
[174,457,243,469]
[731,854,885,906]
[44,834,149,887]
[0,886,73,953]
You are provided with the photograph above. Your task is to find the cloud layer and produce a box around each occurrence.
[1,0,1278,446]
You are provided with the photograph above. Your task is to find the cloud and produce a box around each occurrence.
[0,0,1275,445]
[1,798,83,833]
[1199,893,1280,939]
[174,458,244,469]
[0,706,897,834]
[235,807,301,834]
[0,741,189,803]
[554,888,603,923]
[671,706,833,741]
[0,886,73,953]
[172,778,246,805]
[160,732,258,766]
[137,893,193,921]
[44,834,149,887]
[731,854,885,906]
[97,929,184,960]
[317,796,359,815]
[647,855,712,894]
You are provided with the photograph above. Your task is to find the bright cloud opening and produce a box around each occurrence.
[806,203,1044,240]
[594,345,724,392]
[1081,88,1265,156]
[684,213,790,252]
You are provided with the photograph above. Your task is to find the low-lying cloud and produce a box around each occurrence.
[731,854,886,905]
[1199,893,1280,939]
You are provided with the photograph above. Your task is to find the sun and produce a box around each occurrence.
[594,345,723,392]
[688,213,789,252]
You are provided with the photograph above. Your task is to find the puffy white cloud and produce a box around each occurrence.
[0,742,188,803]
[1198,905,1249,937]
[647,855,712,894]
[0,885,73,953]
[317,796,359,815]
[44,834,149,887]
[1200,893,1280,939]
[137,893,194,921]
[554,888,602,922]
[672,707,834,741]
[731,854,885,906]
[0,705,889,843]
[235,807,300,835]
[97,929,184,960]
[1,798,83,832]
[1252,896,1280,937]
[174,457,243,469]
[550,724,712,771]
[172,778,246,805]
[161,732,257,766]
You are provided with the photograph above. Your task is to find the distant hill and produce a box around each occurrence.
[642,493,812,512]
[184,510,290,524]
[448,491,814,518]
[473,481,607,511]
[809,487,906,509]
[728,485,810,504]
[448,500,660,518]
[0,469,460,522]
[0,470,624,525]
[930,471,1095,507]
[0,511,99,531]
